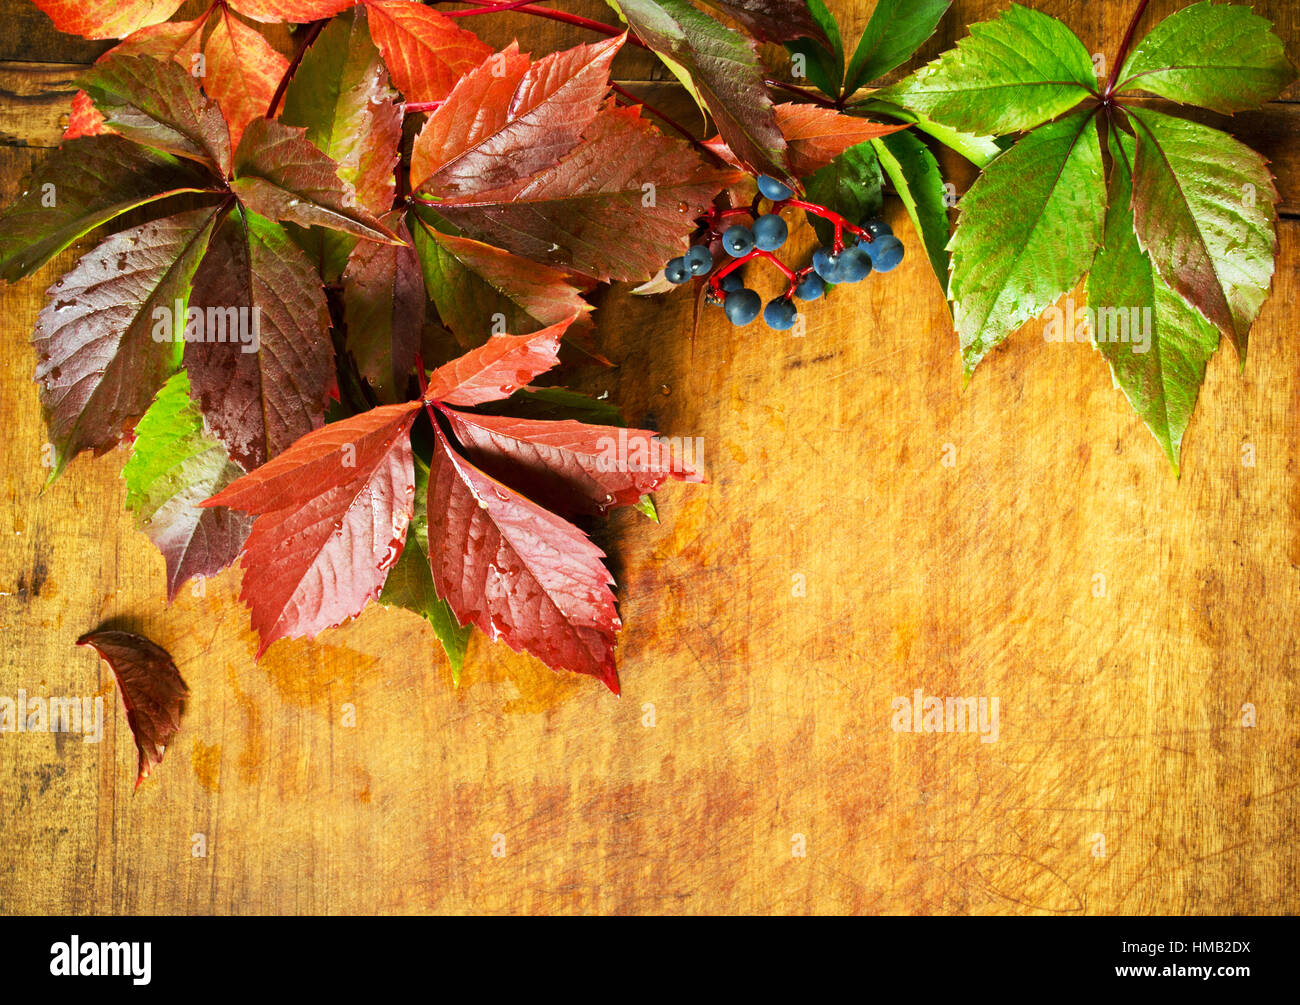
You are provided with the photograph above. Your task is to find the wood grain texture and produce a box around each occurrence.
[0,0,1297,916]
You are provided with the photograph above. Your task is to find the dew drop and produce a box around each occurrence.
[660,384,671,396]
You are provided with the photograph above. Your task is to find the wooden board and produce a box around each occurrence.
[0,0,1297,916]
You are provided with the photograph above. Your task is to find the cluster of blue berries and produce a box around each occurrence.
[663,174,906,331]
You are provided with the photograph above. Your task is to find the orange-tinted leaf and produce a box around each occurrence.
[364,0,493,103]
[64,90,108,140]
[228,0,357,23]
[704,103,909,177]
[422,315,576,405]
[32,0,185,41]
[204,8,289,151]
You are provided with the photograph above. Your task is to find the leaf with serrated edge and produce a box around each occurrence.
[206,401,421,655]
[609,0,790,181]
[231,118,400,243]
[412,35,623,198]
[31,0,184,41]
[872,130,951,294]
[363,0,493,103]
[845,0,949,94]
[437,103,738,282]
[1117,1,1295,114]
[227,0,356,23]
[697,0,828,45]
[76,630,187,789]
[412,220,593,343]
[802,140,882,247]
[124,370,251,599]
[0,136,212,282]
[203,8,288,152]
[1087,128,1219,473]
[784,0,843,98]
[948,109,1105,376]
[423,315,576,405]
[427,425,621,692]
[185,209,336,471]
[342,213,424,400]
[444,410,700,516]
[80,54,232,176]
[33,205,222,478]
[1127,107,1277,356]
[705,103,906,178]
[877,3,1095,136]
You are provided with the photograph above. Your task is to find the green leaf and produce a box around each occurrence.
[872,130,951,295]
[1086,129,1219,473]
[1127,107,1278,357]
[0,136,211,283]
[856,98,1002,168]
[634,494,659,522]
[948,109,1105,376]
[124,370,251,600]
[1117,0,1295,114]
[845,0,949,94]
[80,54,232,176]
[784,0,843,98]
[379,458,472,682]
[877,3,1096,136]
[801,140,882,247]
[607,0,790,180]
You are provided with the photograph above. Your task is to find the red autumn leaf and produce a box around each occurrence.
[231,118,401,243]
[443,410,701,515]
[205,401,422,654]
[422,314,576,406]
[185,209,337,471]
[363,0,493,103]
[32,0,185,41]
[342,213,425,400]
[695,0,829,46]
[427,425,622,692]
[76,629,188,789]
[704,103,910,178]
[64,90,108,140]
[204,8,290,151]
[411,34,624,197]
[228,0,357,23]
[437,102,740,282]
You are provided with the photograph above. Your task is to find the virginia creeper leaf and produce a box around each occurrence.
[877,4,1096,136]
[1116,1,1295,114]
[0,136,212,282]
[31,0,185,41]
[422,315,576,406]
[342,213,424,400]
[203,7,289,151]
[363,0,493,103]
[443,409,700,516]
[608,0,790,181]
[844,0,949,94]
[871,129,951,294]
[436,103,738,282]
[801,140,882,247]
[378,457,472,683]
[230,118,400,244]
[227,0,356,22]
[80,54,232,176]
[76,630,187,790]
[1127,107,1278,356]
[856,97,1003,168]
[784,0,843,98]
[124,371,252,600]
[411,35,624,198]
[185,208,336,471]
[411,221,593,344]
[1087,129,1219,473]
[704,103,906,178]
[427,425,621,692]
[33,205,223,477]
[948,109,1105,376]
[206,402,422,655]
[696,0,829,45]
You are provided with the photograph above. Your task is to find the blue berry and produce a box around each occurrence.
[795,272,824,301]
[664,257,690,284]
[764,297,797,331]
[719,271,744,293]
[756,174,794,201]
[722,225,755,257]
[837,246,872,283]
[812,246,841,283]
[723,288,761,325]
[866,235,905,272]
[860,218,893,239]
[685,244,712,275]
[751,213,788,252]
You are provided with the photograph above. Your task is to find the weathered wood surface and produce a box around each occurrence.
[0,0,1296,915]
